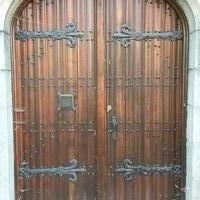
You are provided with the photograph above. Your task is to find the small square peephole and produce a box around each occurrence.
[58,94,75,111]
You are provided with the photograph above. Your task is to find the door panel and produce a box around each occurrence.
[13,0,186,200]
[105,0,186,199]
[13,0,96,199]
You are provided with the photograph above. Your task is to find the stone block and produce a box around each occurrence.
[187,70,195,106]
[0,32,11,70]
[188,31,197,69]
[193,69,200,107]
[192,178,200,200]
[191,141,200,178]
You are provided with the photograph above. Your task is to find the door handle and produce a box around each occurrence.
[108,115,118,141]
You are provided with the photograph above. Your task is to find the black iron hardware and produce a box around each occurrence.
[108,115,118,141]
[58,94,75,111]
[19,159,86,182]
[113,24,183,47]
[15,23,85,48]
[115,159,181,181]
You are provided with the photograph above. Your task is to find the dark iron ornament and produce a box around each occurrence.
[19,159,86,182]
[115,159,182,181]
[15,23,85,48]
[108,115,118,141]
[113,24,183,47]
[58,93,75,111]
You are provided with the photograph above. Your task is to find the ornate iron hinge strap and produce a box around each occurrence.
[15,23,85,48]
[19,159,86,182]
[113,24,183,47]
[115,159,182,181]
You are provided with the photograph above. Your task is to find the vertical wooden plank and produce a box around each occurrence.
[107,0,115,198]
[13,11,25,199]
[125,0,135,199]
[28,2,38,199]
[59,0,68,198]
[37,1,46,199]
[85,0,96,198]
[163,2,171,198]
[156,1,165,199]
[96,0,107,199]
[66,1,76,199]
[169,6,176,199]
[34,1,43,199]
[56,1,63,198]
[114,0,126,199]
[144,1,153,199]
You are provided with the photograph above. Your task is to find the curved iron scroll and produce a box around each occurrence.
[19,159,86,182]
[115,159,182,181]
[15,23,85,48]
[113,24,183,47]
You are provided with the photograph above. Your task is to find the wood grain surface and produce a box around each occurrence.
[12,0,187,199]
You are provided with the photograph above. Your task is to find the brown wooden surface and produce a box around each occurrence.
[12,0,187,199]
[105,0,186,199]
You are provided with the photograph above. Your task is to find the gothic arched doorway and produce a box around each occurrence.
[12,0,188,199]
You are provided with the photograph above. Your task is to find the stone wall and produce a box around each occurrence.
[0,0,200,199]
[176,0,200,199]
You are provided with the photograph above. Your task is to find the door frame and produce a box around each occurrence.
[0,0,200,199]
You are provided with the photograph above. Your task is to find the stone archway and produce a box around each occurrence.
[0,0,200,199]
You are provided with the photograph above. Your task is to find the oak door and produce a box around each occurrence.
[12,0,186,200]
[13,0,97,199]
[105,0,186,199]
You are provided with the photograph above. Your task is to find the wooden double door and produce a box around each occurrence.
[13,0,187,199]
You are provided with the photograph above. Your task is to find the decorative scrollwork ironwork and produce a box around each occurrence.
[15,23,85,48]
[115,159,182,181]
[112,24,183,47]
[19,159,86,182]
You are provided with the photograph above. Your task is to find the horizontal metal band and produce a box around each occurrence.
[19,159,86,182]
[15,23,84,48]
[115,159,182,181]
[113,24,183,47]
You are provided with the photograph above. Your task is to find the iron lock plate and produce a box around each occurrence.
[58,94,75,111]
